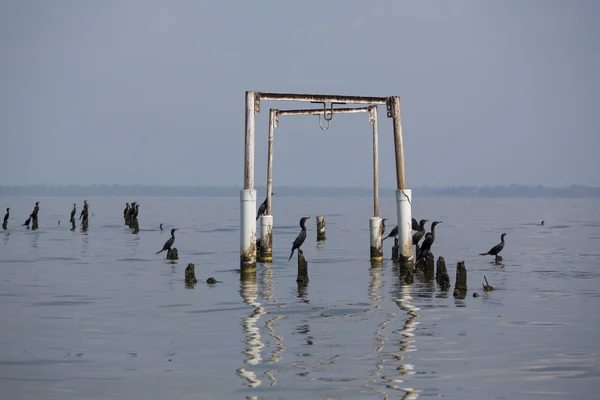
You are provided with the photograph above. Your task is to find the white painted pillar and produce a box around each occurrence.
[258,215,273,262]
[369,217,383,261]
[396,189,413,261]
[240,189,257,268]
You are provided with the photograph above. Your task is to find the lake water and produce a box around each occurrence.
[1,195,599,399]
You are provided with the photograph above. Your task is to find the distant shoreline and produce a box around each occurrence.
[1,185,599,198]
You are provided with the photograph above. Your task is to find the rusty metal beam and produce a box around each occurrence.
[276,107,371,116]
[257,92,389,105]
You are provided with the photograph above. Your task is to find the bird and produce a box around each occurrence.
[540,220,545,226]
[412,219,429,247]
[412,217,419,231]
[288,217,310,261]
[380,218,388,237]
[70,203,76,224]
[157,228,178,254]
[23,216,31,226]
[417,221,442,261]
[79,200,88,220]
[383,225,398,241]
[256,197,268,220]
[123,203,130,218]
[132,204,139,220]
[3,208,9,224]
[160,223,164,231]
[480,233,507,257]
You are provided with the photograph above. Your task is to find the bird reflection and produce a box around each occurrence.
[237,274,266,388]
[3,232,10,245]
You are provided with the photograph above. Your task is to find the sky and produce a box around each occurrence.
[1,0,599,188]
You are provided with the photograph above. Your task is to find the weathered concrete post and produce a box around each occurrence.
[316,216,326,241]
[297,250,308,284]
[369,217,383,261]
[258,215,273,262]
[390,96,413,262]
[453,261,468,297]
[241,90,257,272]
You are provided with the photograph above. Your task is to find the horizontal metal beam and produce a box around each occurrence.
[257,92,389,105]
[276,107,371,116]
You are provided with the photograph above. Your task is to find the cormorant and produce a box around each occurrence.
[380,218,388,237]
[256,193,274,220]
[127,202,136,219]
[412,217,419,231]
[124,203,130,218]
[132,204,139,220]
[23,216,31,226]
[157,228,178,254]
[79,200,88,220]
[383,225,398,241]
[417,221,442,261]
[3,208,9,224]
[160,223,164,231]
[480,233,507,257]
[32,202,39,219]
[70,203,76,224]
[540,220,545,226]
[256,197,267,220]
[288,217,310,261]
[412,219,429,247]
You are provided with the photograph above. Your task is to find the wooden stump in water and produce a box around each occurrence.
[436,256,451,289]
[131,218,139,234]
[495,255,503,263]
[2,221,6,230]
[316,216,326,242]
[31,217,39,231]
[185,263,198,286]
[296,249,308,284]
[423,253,435,281]
[81,219,89,232]
[167,248,179,261]
[453,261,468,297]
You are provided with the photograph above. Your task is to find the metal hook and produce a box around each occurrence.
[318,114,331,130]
[323,102,334,121]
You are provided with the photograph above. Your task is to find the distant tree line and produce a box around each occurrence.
[1,184,599,198]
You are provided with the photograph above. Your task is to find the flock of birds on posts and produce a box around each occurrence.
[253,195,510,264]
[2,198,512,270]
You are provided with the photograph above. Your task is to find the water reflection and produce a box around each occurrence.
[81,233,89,254]
[31,232,40,255]
[3,232,9,245]
[237,274,266,388]
[258,264,285,385]
[383,279,422,398]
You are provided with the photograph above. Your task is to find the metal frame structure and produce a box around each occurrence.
[241,91,412,271]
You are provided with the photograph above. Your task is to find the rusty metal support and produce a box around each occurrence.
[369,106,379,217]
[257,92,388,105]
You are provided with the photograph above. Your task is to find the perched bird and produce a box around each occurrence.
[412,217,419,231]
[288,217,310,261]
[132,204,139,220]
[23,216,31,226]
[157,228,178,254]
[480,233,507,257]
[79,200,88,220]
[540,220,545,226]
[383,225,398,241]
[417,221,442,261]
[412,219,429,247]
[3,208,9,224]
[380,218,388,237]
[256,192,274,220]
[70,203,76,224]
[123,203,130,218]
[160,223,164,231]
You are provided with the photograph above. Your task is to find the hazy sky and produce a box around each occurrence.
[1,0,599,188]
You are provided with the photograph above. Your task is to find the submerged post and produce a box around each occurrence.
[390,96,413,261]
[316,216,326,241]
[241,91,257,271]
[369,217,383,261]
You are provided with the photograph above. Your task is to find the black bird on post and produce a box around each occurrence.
[412,217,419,231]
[288,217,310,262]
[123,203,130,218]
[256,197,268,220]
[132,204,139,220]
[32,202,39,218]
[157,228,178,254]
[70,203,76,224]
[2,208,9,229]
[383,225,398,241]
[417,221,442,261]
[380,218,388,237]
[480,233,507,257]
[412,219,429,247]
[79,200,88,220]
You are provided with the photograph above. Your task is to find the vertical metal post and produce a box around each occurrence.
[241,91,257,271]
[391,96,413,261]
[266,109,275,215]
[370,106,379,217]
[258,108,276,263]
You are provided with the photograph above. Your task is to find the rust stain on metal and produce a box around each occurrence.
[257,92,389,105]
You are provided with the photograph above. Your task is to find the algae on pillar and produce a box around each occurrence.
[316,216,326,242]
[257,215,273,263]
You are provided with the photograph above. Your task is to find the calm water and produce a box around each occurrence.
[1,195,599,399]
